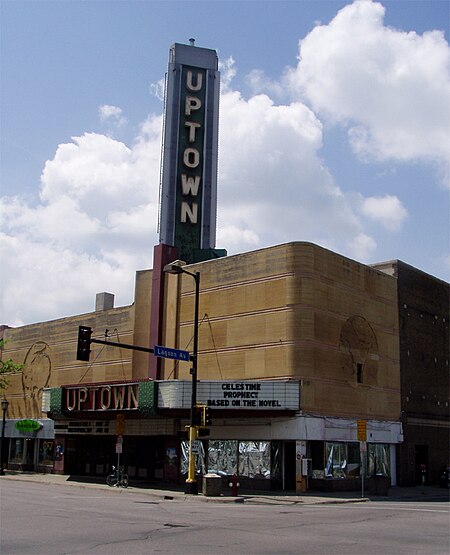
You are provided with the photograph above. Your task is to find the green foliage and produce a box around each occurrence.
[0,339,23,392]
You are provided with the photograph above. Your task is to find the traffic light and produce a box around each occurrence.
[77,326,92,361]
[192,406,202,426]
[202,406,212,426]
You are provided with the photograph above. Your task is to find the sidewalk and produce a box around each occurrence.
[1,471,448,505]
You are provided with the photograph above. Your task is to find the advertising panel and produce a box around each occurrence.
[158,380,300,411]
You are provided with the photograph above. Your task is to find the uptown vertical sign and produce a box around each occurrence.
[176,66,206,242]
[159,43,222,263]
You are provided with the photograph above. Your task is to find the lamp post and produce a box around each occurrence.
[163,260,200,495]
[0,398,9,475]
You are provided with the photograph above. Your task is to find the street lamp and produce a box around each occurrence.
[163,260,200,495]
[0,398,9,475]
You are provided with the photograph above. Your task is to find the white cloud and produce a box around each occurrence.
[347,233,377,262]
[218,56,236,92]
[1,85,378,326]
[39,132,161,222]
[246,69,285,99]
[2,1,447,326]
[0,118,163,326]
[360,194,408,231]
[150,79,165,102]
[287,0,450,177]
[216,224,260,252]
[99,104,127,127]
[0,233,133,327]
[217,87,366,252]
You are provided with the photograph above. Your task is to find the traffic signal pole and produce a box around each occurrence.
[90,337,155,354]
[185,270,200,494]
[77,265,202,495]
[77,327,199,360]
[162,262,201,495]
[76,326,192,359]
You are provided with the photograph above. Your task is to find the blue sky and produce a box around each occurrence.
[1,0,449,326]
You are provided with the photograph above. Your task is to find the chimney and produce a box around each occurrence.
[95,292,115,312]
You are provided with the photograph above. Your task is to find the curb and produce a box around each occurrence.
[0,473,370,505]
[2,473,448,505]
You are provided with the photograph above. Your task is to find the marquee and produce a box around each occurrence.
[158,380,300,411]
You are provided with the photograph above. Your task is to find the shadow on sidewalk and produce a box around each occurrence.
[4,471,450,503]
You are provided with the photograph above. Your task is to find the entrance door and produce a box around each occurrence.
[24,438,35,470]
[124,437,165,482]
[283,442,296,490]
[415,444,429,485]
[64,436,115,476]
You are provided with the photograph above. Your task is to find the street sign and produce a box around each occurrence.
[190,440,200,454]
[357,419,367,442]
[154,345,190,362]
[116,414,125,436]
[115,443,122,454]
[15,420,43,432]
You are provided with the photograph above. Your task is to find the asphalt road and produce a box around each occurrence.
[1,480,449,555]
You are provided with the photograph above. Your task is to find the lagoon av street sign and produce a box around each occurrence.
[154,345,191,362]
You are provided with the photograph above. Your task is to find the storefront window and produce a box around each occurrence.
[311,441,325,479]
[38,440,54,466]
[310,441,392,480]
[325,443,347,478]
[271,442,282,481]
[205,440,272,479]
[347,443,361,477]
[25,439,34,466]
[10,439,24,463]
[368,444,390,477]
[180,440,279,480]
[239,441,270,478]
[208,440,238,475]
[180,440,206,476]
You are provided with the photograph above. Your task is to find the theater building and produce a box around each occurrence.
[371,260,449,486]
[1,41,447,492]
[2,242,405,491]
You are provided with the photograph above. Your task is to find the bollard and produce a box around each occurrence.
[229,474,240,496]
[420,464,427,493]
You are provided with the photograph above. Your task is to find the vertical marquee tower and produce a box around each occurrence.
[159,40,225,263]
[149,41,226,379]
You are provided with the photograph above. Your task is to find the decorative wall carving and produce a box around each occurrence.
[339,316,379,385]
[22,342,52,416]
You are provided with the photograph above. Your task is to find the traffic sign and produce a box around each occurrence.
[190,440,200,454]
[116,414,125,436]
[357,419,367,442]
[154,345,190,361]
